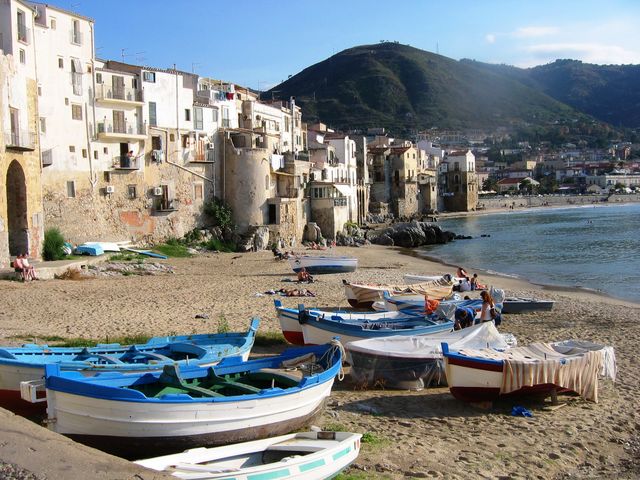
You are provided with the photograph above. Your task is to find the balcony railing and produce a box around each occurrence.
[97,121,146,137]
[333,197,348,207]
[112,155,140,170]
[96,84,143,103]
[4,130,36,150]
[69,29,83,45]
[17,24,30,44]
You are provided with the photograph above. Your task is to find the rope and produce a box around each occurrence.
[327,338,346,382]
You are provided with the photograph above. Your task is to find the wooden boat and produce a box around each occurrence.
[404,273,464,284]
[23,343,343,458]
[135,430,362,479]
[289,255,357,274]
[346,322,513,390]
[278,303,453,346]
[1,319,259,414]
[343,276,454,308]
[274,299,423,345]
[373,292,485,314]
[83,241,122,252]
[442,340,616,404]
[501,297,554,314]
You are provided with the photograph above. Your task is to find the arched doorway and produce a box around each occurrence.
[6,160,29,256]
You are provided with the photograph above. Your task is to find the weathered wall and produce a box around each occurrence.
[310,197,349,240]
[476,193,640,211]
[0,63,44,264]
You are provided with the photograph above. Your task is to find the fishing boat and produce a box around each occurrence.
[404,273,464,284]
[274,299,423,345]
[1,319,259,414]
[280,303,453,345]
[135,430,362,480]
[289,255,357,274]
[442,340,616,404]
[501,297,554,314]
[346,322,514,390]
[372,292,484,314]
[23,342,343,457]
[343,276,454,308]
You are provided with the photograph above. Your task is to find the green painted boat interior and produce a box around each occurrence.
[128,365,303,398]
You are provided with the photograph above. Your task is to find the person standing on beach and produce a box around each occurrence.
[480,290,495,322]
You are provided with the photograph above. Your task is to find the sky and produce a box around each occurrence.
[62,0,640,91]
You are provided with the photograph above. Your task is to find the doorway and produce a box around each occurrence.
[6,160,29,256]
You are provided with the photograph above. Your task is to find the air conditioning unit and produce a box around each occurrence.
[105,185,115,194]
[206,142,214,150]
[153,187,163,196]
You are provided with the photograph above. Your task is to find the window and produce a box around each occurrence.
[96,73,102,84]
[39,118,46,134]
[19,49,25,64]
[181,134,189,148]
[152,135,162,150]
[169,133,175,142]
[71,104,82,120]
[185,109,191,121]
[222,107,230,127]
[82,149,87,158]
[103,147,108,154]
[37,86,42,96]
[127,185,137,199]
[148,102,157,127]
[58,57,64,69]
[71,20,81,45]
[69,146,75,153]
[17,10,27,43]
[143,71,155,82]
[50,18,56,30]
[66,181,76,198]
[265,175,270,190]
[132,78,137,89]
[193,183,203,201]
[212,109,218,122]
[194,107,203,130]
[65,97,69,106]
[93,150,98,159]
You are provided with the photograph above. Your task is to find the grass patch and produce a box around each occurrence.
[8,333,152,347]
[204,238,236,253]
[335,473,385,480]
[254,331,288,347]
[153,243,193,258]
[217,316,230,334]
[361,431,389,447]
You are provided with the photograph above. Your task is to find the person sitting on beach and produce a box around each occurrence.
[456,266,469,280]
[454,307,476,330]
[12,255,27,281]
[458,278,471,292]
[470,274,487,291]
[424,295,440,315]
[297,267,314,283]
[19,253,38,281]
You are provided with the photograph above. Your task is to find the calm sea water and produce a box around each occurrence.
[418,203,640,303]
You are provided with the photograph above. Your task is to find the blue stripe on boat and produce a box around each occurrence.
[248,468,291,480]
[332,446,352,460]
[300,458,326,472]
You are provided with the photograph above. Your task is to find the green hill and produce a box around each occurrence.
[265,43,590,133]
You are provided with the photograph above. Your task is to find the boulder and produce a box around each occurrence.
[369,221,456,248]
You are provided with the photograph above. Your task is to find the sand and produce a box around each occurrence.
[0,245,638,479]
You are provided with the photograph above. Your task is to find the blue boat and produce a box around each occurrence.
[283,303,453,345]
[27,342,343,458]
[1,318,259,414]
[74,243,104,256]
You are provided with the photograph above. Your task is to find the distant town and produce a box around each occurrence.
[1,1,639,266]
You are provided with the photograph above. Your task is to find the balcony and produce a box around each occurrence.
[97,121,146,141]
[280,187,299,198]
[17,24,30,45]
[4,130,36,151]
[112,155,141,171]
[333,197,348,207]
[69,29,83,45]
[189,148,215,163]
[95,84,144,105]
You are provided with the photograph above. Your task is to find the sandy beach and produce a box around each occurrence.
[0,245,639,479]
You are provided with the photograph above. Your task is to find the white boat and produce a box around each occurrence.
[135,430,362,480]
[83,242,122,252]
[404,273,464,284]
[346,322,514,390]
[289,255,357,274]
[442,340,616,404]
[23,344,343,458]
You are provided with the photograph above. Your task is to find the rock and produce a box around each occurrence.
[195,313,209,319]
[369,221,456,248]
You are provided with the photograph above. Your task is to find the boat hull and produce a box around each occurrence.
[501,298,554,314]
[135,431,362,480]
[289,256,357,274]
[47,379,335,458]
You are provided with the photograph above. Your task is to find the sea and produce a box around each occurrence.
[417,202,640,303]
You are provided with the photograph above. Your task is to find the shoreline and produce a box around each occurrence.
[402,248,640,308]
[0,246,638,479]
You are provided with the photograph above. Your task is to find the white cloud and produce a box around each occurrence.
[485,33,496,44]
[525,43,640,65]
[512,26,559,38]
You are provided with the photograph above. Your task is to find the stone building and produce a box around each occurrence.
[0,2,44,265]
[439,150,478,211]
